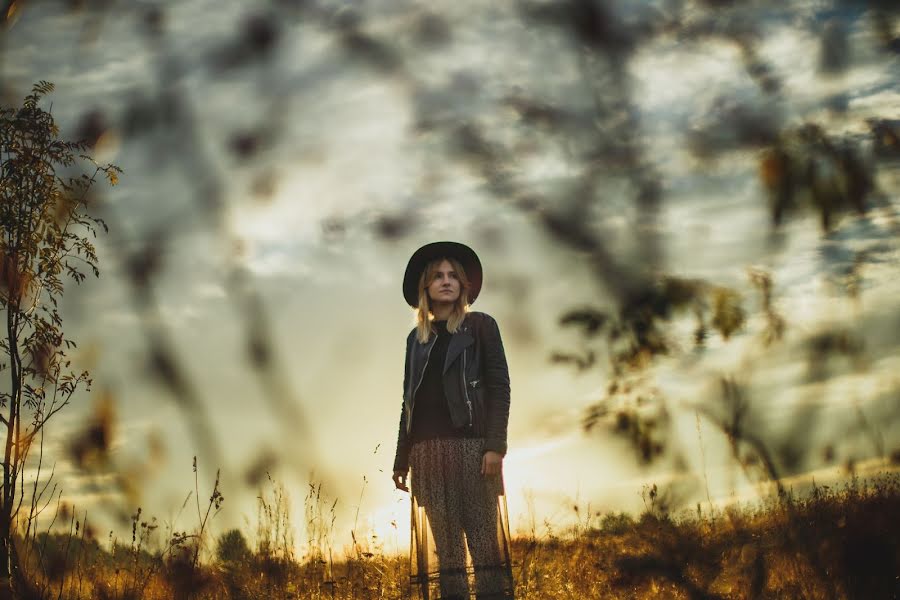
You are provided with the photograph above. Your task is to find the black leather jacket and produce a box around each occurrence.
[393,311,511,473]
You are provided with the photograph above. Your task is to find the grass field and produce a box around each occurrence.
[7,473,899,600]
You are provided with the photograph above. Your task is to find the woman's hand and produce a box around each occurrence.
[392,470,409,492]
[481,451,503,476]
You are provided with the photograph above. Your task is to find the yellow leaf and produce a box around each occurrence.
[6,1,22,27]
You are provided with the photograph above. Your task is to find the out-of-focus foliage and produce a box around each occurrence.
[0,0,897,577]
[215,529,250,565]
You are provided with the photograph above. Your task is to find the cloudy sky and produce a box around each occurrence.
[2,0,898,555]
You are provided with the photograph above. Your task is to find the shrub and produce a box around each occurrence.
[216,529,251,565]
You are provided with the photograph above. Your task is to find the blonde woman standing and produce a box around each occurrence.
[392,241,514,600]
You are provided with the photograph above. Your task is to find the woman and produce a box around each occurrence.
[392,241,514,600]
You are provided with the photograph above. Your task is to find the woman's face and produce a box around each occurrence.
[426,259,461,305]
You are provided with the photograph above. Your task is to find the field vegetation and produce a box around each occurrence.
[7,471,898,600]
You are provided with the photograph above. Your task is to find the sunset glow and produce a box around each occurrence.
[2,0,898,597]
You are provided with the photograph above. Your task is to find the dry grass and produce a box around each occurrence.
[8,474,900,599]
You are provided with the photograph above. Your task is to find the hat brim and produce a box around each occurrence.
[403,241,483,308]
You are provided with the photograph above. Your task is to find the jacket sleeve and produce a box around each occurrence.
[481,315,511,456]
[393,332,413,473]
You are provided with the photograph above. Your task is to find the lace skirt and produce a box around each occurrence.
[408,438,514,600]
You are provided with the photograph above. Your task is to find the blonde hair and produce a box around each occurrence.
[415,257,470,343]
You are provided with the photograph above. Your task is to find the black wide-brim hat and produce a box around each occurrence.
[403,241,483,308]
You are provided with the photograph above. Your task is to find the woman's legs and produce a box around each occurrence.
[464,499,505,598]
[462,443,513,599]
[411,439,470,599]
[425,500,469,599]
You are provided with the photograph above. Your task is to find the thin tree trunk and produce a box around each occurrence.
[0,507,11,598]
[1,299,20,587]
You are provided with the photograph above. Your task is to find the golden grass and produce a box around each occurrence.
[9,474,900,599]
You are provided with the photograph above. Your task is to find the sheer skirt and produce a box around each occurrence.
[409,438,514,600]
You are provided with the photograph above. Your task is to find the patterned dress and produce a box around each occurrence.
[409,439,514,600]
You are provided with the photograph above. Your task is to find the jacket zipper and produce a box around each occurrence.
[407,335,437,434]
[462,347,473,427]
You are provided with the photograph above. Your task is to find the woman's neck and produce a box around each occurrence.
[431,303,453,321]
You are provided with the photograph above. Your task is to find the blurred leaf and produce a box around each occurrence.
[710,287,744,340]
[559,307,609,336]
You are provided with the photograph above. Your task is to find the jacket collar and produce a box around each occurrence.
[443,324,474,374]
